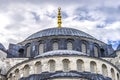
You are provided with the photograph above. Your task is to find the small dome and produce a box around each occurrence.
[26,27,96,40]
[0,50,7,59]
[117,44,120,50]
[35,50,89,58]
[0,43,5,50]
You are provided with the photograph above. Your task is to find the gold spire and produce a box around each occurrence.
[58,7,62,28]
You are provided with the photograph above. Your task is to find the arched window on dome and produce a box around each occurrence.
[53,42,58,50]
[117,73,119,80]
[62,59,70,72]
[67,42,73,50]
[48,60,55,72]
[94,45,99,57]
[15,69,20,80]
[77,59,84,72]
[111,68,115,80]
[81,43,87,53]
[19,48,24,57]
[100,48,105,57]
[39,44,44,54]
[35,61,42,74]
[102,64,108,76]
[26,45,31,57]
[90,61,97,73]
[23,65,30,77]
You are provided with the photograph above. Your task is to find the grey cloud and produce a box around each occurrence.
[0,0,120,8]
[73,6,120,25]
[45,10,57,18]
[7,38,17,43]
[30,11,40,22]
[11,14,25,22]
[5,24,25,30]
[0,0,120,48]
[0,33,4,36]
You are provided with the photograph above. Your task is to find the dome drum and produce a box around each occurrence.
[16,37,111,58]
[7,55,120,80]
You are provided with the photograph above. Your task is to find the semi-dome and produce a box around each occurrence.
[35,50,89,58]
[26,27,96,40]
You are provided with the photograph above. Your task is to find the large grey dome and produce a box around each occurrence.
[26,27,96,40]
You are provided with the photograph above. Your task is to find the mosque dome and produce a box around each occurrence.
[26,27,96,40]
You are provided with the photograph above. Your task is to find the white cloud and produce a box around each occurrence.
[0,0,120,49]
[0,13,11,27]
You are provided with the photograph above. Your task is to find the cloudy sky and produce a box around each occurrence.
[0,0,120,49]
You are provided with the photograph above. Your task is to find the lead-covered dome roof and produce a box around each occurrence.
[26,27,96,40]
[35,50,89,58]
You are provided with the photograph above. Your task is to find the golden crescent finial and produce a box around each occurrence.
[58,7,62,28]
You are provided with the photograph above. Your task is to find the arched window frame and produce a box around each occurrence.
[9,73,13,80]
[62,59,70,72]
[26,43,31,57]
[76,59,84,72]
[111,68,115,80]
[48,59,56,72]
[38,41,44,54]
[51,39,59,50]
[117,73,119,80]
[81,41,87,54]
[100,48,105,57]
[35,61,42,74]
[67,41,73,50]
[53,41,59,50]
[90,61,97,73]
[15,69,20,80]
[102,64,108,76]
[23,65,30,77]
[18,48,24,57]
[66,39,74,50]
[94,43,99,57]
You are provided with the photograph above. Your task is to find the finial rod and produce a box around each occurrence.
[58,7,62,28]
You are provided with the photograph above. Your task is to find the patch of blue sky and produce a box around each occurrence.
[107,40,120,50]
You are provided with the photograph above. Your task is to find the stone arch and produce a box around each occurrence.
[102,64,108,76]
[62,59,70,72]
[117,73,119,80]
[23,65,30,77]
[48,59,55,72]
[35,61,42,74]
[111,68,115,80]
[15,69,20,80]
[76,59,84,72]
[94,43,99,57]
[90,61,97,73]
[9,73,13,80]
[0,69,1,74]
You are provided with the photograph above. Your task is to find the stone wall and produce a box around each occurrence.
[7,55,120,80]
